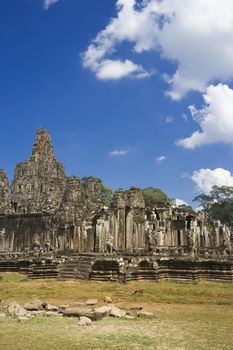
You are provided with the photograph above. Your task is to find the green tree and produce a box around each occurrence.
[142,187,171,207]
[194,185,233,227]
[176,204,195,213]
[82,176,113,206]
[99,183,113,206]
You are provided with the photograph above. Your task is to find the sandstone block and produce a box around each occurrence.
[79,316,92,326]
[110,306,126,318]
[62,306,96,320]
[23,300,46,311]
[7,302,27,317]
[137,309,154,317]
[86,299,98,306]
[104,296,113,303]
[94,306,112,319]
[45,304,59,312]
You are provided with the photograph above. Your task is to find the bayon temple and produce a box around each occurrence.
[0,129,232,282]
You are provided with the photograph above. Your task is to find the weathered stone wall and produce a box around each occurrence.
[0,170,11,214]
[11,129,67,214]
[0,128,231,256]
[1,254,232,283]
[0,213,54,252]
[108,187,146,253]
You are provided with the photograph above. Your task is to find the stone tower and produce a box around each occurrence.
[0,169,10,214]
[11,128,67,214]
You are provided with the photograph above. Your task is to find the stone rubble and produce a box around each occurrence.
[110,306,127,318]
[7,302,28,317]
[86,299,98,306]
[4,298,153,323]
[104,296,113,303]
[23,300,46,311]
[79,316,92,326]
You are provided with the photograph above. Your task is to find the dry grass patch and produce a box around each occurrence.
[0,273,233,350]
[0,273,233,306]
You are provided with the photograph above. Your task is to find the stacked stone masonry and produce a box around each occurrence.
[0,129,232,282]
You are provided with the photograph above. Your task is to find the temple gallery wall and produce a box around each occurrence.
[0,128,231,255]
[0,129,232,283]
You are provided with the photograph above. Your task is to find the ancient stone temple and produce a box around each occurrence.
[11,129,67,214]
[0,129,232,283]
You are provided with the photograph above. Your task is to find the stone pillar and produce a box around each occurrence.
[126,187,145,251]
[0,170,10,214]
[110,189,127,251]
[0,228,5,251]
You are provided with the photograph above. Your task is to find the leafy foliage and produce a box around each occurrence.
[99,183,113,206]
[82,176,113,206]
[194,185,233,227]
[142,187,171,207]
[176,204,195,213]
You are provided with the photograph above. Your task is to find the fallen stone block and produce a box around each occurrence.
[86,299,98,306]
[79,316,92,326]
[110,306,126,318]
[23,300,46,311]
[45,304,59,312]
[69,302,86,307]
[104,296,113,303]
[128,306,143,316]
[94,306,112,319]
[137,309,154,317]
[30,311,46,317]
[62,307,96,320]
[7,302,28,317]
[124,315,136,320]
[58,304,70,311]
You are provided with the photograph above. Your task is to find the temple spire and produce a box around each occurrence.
[31,128,55,161]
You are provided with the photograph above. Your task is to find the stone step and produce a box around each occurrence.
[58,255,95,280]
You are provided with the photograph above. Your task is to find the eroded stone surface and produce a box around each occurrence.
[110,306,126,318]
[23,300,46,311]
[62,306,96,320]
[7,302,28,317]
[0,128,231,258]
[79,316,92,326]
[94,306,112,318]
[104,296,113,303]
[86,299,98,306]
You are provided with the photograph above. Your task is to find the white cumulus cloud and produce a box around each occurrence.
[43,0,59,10]
[175,198,188,207]
[96,59,148,80]
[191,168,233,194]
[165,116,173,124]
[155,155,166,162]
[109,148,131,156]
[82,0,233,99]
[176,84,233,149]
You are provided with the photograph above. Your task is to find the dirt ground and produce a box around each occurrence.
[0,273,233,350]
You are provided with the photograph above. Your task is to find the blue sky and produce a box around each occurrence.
[1,0,233,207]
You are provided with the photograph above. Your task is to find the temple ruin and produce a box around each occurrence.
[0,129,232,283]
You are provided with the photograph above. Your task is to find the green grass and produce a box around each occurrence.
[0,273,233,350]
[0,273,233,306]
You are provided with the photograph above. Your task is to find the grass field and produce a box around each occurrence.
[0,273,233,350]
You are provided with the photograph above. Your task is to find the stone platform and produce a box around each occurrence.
[0,252,232,284]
